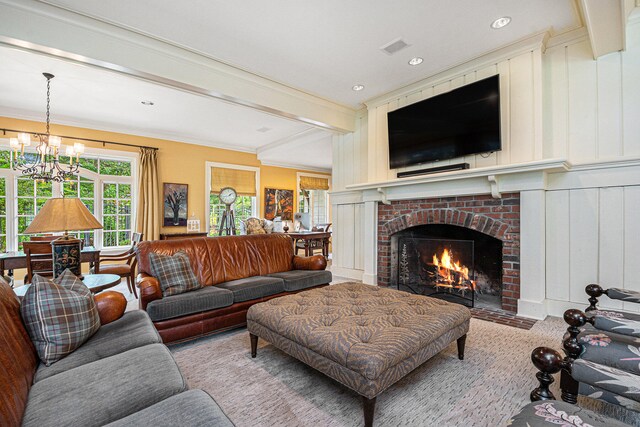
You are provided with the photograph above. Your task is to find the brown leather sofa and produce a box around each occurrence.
[136,233,331,343]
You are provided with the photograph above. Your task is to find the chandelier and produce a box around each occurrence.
[9,73,84,182]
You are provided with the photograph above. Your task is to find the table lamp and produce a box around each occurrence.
[24,197,103,278]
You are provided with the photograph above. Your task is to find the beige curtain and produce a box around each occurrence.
[211,167,256,196]
[299,176,329,190]
[136,147,160,240]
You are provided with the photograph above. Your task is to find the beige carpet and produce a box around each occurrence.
[170,316,635,427]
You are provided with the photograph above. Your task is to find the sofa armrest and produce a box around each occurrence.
[94,291,127,325]
[293,255,327,271]
[137,273,162,311]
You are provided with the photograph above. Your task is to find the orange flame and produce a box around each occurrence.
[432,248,475,290]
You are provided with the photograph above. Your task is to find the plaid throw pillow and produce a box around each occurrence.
[148,251,201,297]
[20,269,100,366]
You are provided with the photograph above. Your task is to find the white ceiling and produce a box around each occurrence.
[0,46,334,169]
[0,1,581,172]
[39,0,579,106]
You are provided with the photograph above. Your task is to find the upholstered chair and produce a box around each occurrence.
[240,217,274,235]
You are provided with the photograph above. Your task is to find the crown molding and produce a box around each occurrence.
[364,30,551,109]
[545,27,589,49]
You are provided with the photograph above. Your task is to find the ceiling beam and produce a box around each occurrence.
[580,0,629,58]
[0,0,356,133]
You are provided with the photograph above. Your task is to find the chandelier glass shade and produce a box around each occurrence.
[9,73,85,182]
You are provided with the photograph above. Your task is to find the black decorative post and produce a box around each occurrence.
[585,284,605,312]
[530,347,563,401]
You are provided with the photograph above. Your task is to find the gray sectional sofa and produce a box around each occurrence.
[0,280,233,427]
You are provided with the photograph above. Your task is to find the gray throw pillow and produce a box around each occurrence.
[20,269,101,366]
[148,250,201,297]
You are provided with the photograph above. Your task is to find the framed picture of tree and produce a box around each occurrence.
[163,183,188,226]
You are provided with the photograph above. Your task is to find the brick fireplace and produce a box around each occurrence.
[377,193,520,312]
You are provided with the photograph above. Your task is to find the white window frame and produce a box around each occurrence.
[0,141,138,252]
[205,161,260,234]
[296,172,331,228]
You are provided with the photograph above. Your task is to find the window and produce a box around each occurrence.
[102,182,132,247]
[62,175,96,245]
[16,178,52,249]
[298,189,328,226]
[206,163,259,235]
[209,194,254,235]
[0,148,135,251]
[297,174,330,228]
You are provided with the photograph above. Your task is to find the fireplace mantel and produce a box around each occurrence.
[330,159,575,320]
[336,159,570,204]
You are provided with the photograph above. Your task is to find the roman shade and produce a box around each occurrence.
[299,176,329,191]
[211,167,256,196]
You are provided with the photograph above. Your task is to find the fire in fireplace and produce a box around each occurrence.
[391,224,503,309]
[398,237,476,307]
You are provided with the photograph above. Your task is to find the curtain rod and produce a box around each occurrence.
[0,128,159,151]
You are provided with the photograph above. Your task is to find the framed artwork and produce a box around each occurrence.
[264,188,294,221]
[163,183,188,226]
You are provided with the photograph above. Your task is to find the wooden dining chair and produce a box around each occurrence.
[92,232,143,298]
[23,241,54,284]
[295,223,332,256]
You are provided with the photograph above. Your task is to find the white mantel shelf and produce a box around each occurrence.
[345,159,571,191]
[332,159,571,205]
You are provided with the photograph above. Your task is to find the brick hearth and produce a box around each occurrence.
[377,193,521,312]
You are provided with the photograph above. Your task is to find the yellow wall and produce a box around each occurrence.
[0,116,331,234]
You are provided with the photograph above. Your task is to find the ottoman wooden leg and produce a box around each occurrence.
[457,334,467,360]
[363,396,376,427]
[250,333,258,358]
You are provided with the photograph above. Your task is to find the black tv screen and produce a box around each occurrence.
[388,75,501,169]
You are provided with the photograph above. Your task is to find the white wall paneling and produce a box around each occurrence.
[622,20,640,157]
[519,190,547,319]
[330,202,366,280]
[544,18,640,163]
[623,186,640,312]
[545,185,640,315]
[545,190,570,301]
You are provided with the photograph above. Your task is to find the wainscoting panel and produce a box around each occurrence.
[568,188,600,305]
[623,186,640,312]
[331,202,365,278]
[546,185,640,311]
[545,190,570,301]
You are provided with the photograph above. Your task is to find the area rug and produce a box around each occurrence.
[170,316,635,426]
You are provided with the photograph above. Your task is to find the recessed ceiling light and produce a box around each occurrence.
[408,57,423,66]
[352,84,365,91]
[141,100,154,106]
[490,16,511,29]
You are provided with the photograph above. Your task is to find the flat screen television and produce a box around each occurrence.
[387,75,501,169]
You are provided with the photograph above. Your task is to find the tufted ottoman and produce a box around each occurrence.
[246,282,471,426]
